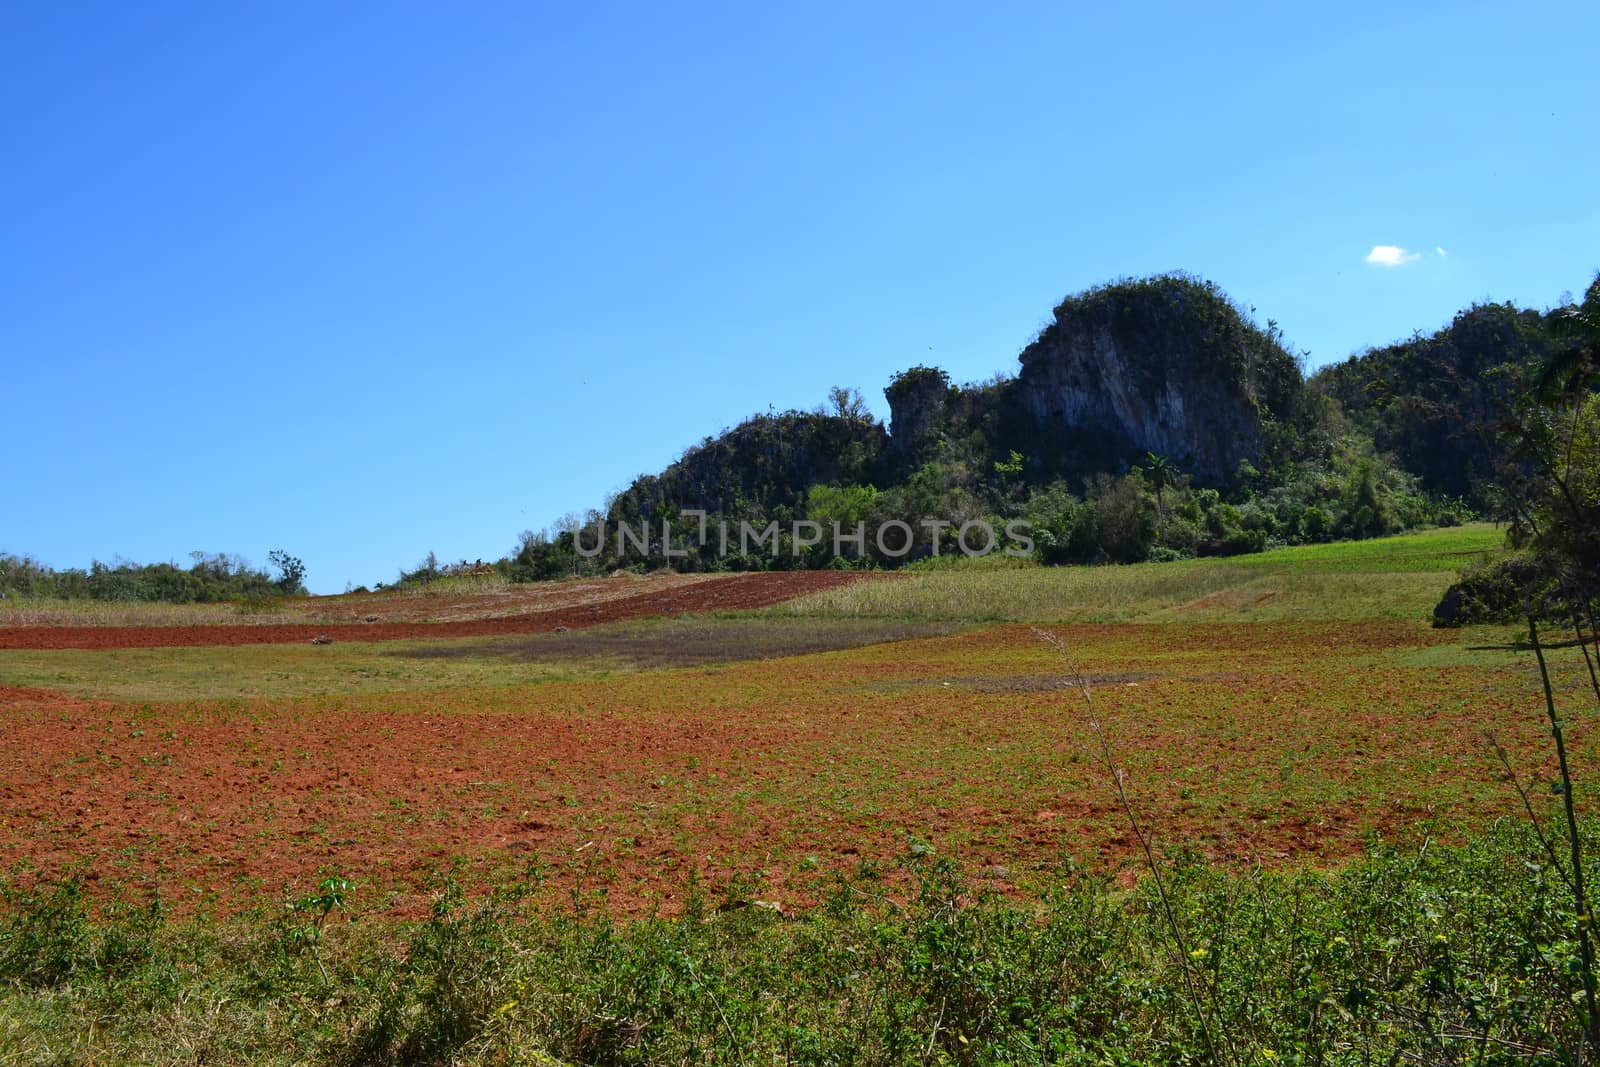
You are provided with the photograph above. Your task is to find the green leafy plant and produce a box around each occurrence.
[284,875,351,983]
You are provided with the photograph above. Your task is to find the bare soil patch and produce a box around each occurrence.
[0,684,99,707]
[393,617,965,670]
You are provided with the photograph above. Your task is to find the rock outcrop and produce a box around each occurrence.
[1013,275,1302,483]
[884,366,953,463]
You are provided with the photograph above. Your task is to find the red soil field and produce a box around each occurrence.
[0,571,873,651]
[0,622,1561,918]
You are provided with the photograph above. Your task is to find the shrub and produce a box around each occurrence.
[1088,473,1157,563]
[1433,554,1551,626]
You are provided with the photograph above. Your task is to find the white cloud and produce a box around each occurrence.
[1365,244,1422,267]
[1436,246,1448,257]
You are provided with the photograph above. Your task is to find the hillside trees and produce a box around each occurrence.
[1435,275,1600,625]
[1312,303,1553,505]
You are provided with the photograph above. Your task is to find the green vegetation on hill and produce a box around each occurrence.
[508,270,1600,586]
[1433,275,1600,626]
[512,272,1525,581]
[591,406,889,570]
[1312,302,1553,507]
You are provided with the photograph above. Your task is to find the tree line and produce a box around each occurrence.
[0,550,307,603]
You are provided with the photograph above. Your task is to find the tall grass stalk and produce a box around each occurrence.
[1527,612,1600,1053]
[1034,627,1229,1066]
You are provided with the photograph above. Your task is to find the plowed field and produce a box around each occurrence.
[0,571,876,650]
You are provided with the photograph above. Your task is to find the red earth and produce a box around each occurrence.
[0,548,1564,921]
[0,571,876,651]
[0,617,1559,918]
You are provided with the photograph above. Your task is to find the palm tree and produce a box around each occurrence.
[1142,452,1178,522]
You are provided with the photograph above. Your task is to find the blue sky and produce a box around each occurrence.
[3,1,1596,592]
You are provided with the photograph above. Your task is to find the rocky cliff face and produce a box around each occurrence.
[884,366,953,464]
[1012,275,1301,483]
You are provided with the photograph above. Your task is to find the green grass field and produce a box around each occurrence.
[777,524,1505,623]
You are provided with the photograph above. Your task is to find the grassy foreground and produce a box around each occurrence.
[1,823,1593,1063]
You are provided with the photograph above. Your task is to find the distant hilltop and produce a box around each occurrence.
[503,269,1591,579]
[616,274,1308,525]
[8,270,1589,592]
